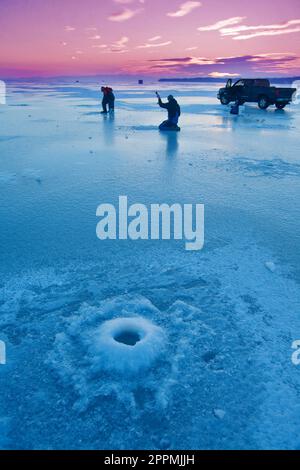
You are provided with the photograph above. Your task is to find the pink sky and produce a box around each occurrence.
[0,0,300,78]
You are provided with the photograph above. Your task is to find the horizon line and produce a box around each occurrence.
[2,73,300,81]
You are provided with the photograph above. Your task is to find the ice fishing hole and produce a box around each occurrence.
[93,317,167,373]
[114,330,141,346]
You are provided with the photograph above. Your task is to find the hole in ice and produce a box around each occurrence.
[92,317,166,373]
[114,330,141,346]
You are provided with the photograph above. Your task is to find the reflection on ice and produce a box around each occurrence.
[102,112,115,146]
[159,131,179,159]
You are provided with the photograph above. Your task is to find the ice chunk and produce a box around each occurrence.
[265,261,276,273]
[214,409,226,420]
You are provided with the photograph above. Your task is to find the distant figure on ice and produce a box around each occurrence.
[230,98,240,115]
[156,92,181,131]
[101,86,115,114]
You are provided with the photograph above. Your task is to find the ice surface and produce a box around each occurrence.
[0,79,300,449]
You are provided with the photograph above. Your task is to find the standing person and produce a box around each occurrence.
[156,92,181,131]
[101,86,115,114]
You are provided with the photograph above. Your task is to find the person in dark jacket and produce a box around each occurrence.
[101,86,115,114]
[156,92,181,131]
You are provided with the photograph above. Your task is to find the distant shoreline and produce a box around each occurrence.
[2,75,300,84]
[159,76,300,84]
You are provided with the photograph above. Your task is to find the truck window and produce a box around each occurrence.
[233,80,244,87]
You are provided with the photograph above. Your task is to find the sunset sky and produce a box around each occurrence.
[1,0,300,78]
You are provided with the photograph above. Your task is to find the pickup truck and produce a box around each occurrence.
[217,78,296,109]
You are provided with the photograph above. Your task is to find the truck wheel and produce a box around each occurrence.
[258,96,269,110]
[220,95,230,105]
[275,102,287,110]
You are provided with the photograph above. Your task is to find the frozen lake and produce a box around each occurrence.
[0,79,300,449]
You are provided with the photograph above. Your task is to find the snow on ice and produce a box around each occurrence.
[90,317,166,374]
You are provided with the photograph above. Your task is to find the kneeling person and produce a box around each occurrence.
[156,92,181,131]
